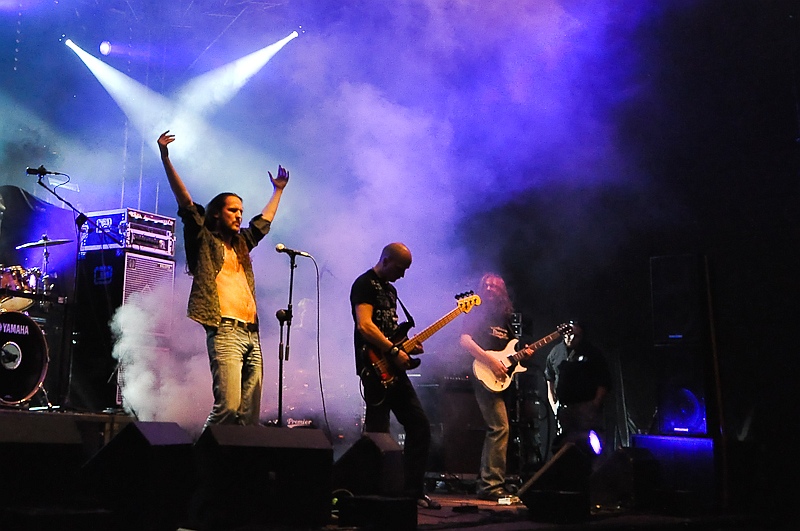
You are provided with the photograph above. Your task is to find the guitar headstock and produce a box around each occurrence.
[557,322,573,336]
[455,291,481,313]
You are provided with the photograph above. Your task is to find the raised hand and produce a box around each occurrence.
[158,131,175,158]
[269,165,290,190]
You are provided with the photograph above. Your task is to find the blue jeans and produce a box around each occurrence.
[473,380,509,494]
[205,323,263,426]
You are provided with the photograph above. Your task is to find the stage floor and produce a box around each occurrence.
[0,408,789,531]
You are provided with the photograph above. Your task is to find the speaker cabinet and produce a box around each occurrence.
[590,447,659,510]
[0,413,83,506]
[192,425,333,528]
[650,254,708,346]
[70,250,175,411]
[653,344,709,435]
[81,421,194,530]
[631,434,715,507]
[517,442,592,522]
[332,432,404,496]
[439,378,484,473]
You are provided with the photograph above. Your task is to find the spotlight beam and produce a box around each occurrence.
[62,37,295,204]
[177,31,299,115]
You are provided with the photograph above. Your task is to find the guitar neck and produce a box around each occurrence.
[511,330,562,362]
[402,306,466,351]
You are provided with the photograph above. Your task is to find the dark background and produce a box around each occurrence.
[1,0,798,513]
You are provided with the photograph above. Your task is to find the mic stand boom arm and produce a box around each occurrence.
[35,176,124,247]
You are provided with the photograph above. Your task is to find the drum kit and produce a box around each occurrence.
[0,235,71,407]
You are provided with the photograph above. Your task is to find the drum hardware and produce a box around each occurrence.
[1,235,70,313]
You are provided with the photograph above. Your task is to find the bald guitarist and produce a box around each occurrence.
[350,242,440,510]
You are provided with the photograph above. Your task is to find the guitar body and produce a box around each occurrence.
[472,339,527,393]
[362,322,413,388]
[360,293,482,388]
[472,323,571,393]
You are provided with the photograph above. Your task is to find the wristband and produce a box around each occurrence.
[388,346,400,357]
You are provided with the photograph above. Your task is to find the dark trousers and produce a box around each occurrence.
[361,371,431,498]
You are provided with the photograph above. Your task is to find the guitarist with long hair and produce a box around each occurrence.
[460,273,520,502]
[349,242,440,510]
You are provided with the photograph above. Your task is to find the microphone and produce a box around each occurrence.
[26,165,60,176]
[275,243,311,258]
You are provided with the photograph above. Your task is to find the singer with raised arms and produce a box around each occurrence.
[157,130,289,427]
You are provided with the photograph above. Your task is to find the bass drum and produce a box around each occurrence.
[0,311,48,406]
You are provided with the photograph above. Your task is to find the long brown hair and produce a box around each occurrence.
[480,272,514,318]
[204,192,242,232]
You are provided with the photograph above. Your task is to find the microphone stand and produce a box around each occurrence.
[275,253,297,428]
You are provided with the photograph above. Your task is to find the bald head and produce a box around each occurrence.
[374,242,412,282]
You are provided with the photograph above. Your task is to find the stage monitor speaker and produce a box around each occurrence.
[590,447,659,510]
[332,432,404,496]
[70,249,175,411]
[193,425,333,528]
[650,254,708,345]
[0,414,83,506]
[81,421,194,531]
[517,442,592,523]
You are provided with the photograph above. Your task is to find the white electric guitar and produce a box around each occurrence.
[472,322,572,392]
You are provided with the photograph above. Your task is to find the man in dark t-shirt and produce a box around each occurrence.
[350,242,439,510]
[544,321,611,448]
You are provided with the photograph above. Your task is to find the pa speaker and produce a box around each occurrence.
[653,343,709,435]
[517,443,592,522]
[81,421,194,531]
[332,432,404,496]
[0,413,83,506]
[650,254,708,345]
[192,425,333,528]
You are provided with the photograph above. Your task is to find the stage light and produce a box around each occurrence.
[588,430,602,455]
[99,41,111,56]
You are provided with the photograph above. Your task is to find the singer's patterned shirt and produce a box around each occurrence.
[177,202,271,328]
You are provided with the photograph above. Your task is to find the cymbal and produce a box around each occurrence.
[15,237,72,250]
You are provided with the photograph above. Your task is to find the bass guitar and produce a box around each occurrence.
[364,292,481,388]
[473,322,572,392]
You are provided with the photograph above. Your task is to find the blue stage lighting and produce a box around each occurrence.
[588,430,602,455]
[99,41,111,56]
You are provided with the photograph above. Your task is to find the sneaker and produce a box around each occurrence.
[417,494,442,510]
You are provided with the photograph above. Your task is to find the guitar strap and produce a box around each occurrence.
[396,296,415,328]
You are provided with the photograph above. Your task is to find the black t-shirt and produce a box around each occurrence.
[350,268,399,374]
[461,305,513,353]
[544,340,611,405]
